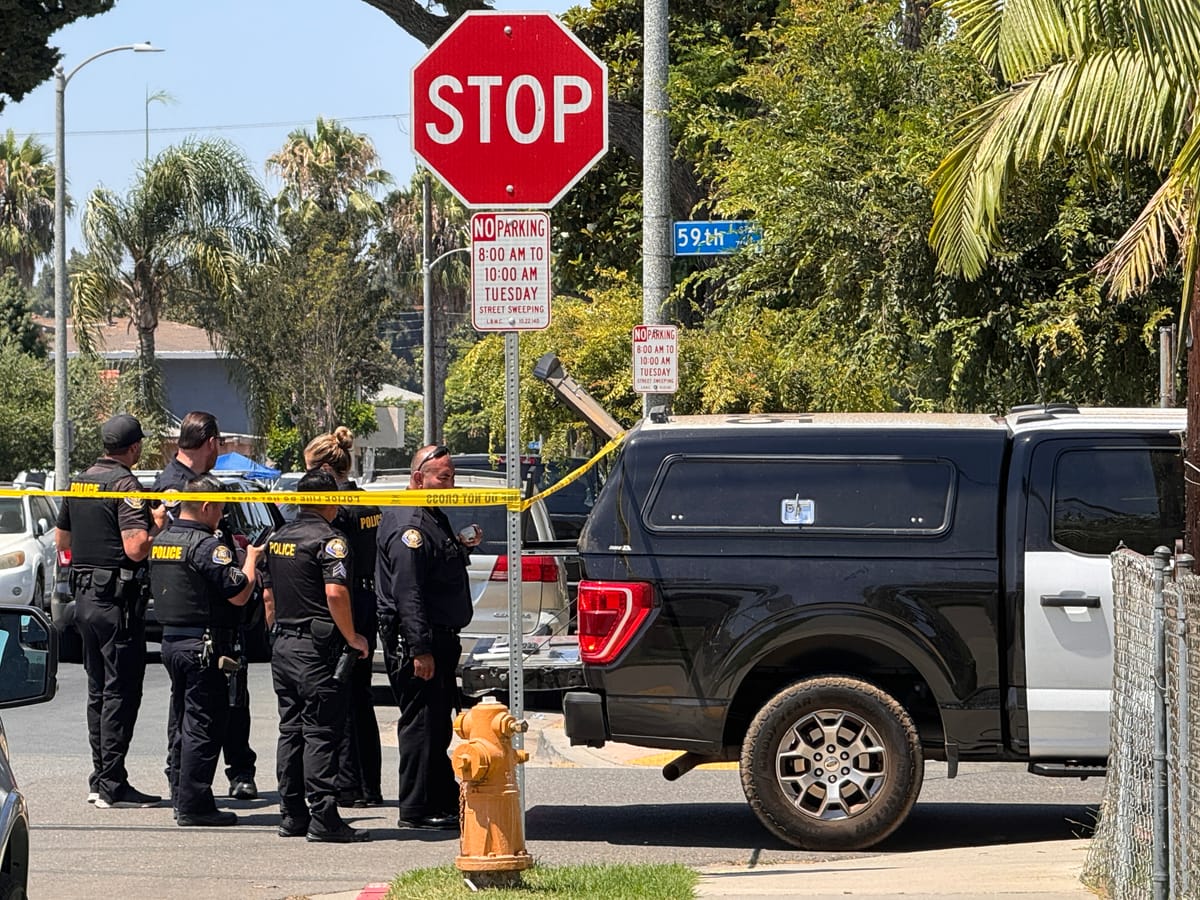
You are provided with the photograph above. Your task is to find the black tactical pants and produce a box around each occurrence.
[222,625,256,784]
[164,627,256,791]
[162,635,228,815]
[336,635,382,801]
[270,630,349,831]
[385,629,461,820]
[76,583,146,801]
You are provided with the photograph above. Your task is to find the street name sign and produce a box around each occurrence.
[673,220,761,256]
[412,11,609,208]
[472,212,551,331]
[632,324,678,393]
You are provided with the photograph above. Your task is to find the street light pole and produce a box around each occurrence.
[54,42,162,489]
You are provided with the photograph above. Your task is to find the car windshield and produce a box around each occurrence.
[0,499,25,534]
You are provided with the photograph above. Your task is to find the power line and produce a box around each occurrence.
[14,112,411,141]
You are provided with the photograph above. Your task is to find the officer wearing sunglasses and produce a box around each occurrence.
[375,444,481,830]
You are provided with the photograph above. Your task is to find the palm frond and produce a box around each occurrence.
[1096,176,1182,297]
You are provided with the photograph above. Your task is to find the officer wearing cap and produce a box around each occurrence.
[263,468,370,843]
[303,427,383,809]
[55,413,161,809]
[376,444,479,830]
[151,475,262,827]
[153,411,259,802]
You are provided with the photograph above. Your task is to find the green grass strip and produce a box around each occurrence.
[386,862,698,899]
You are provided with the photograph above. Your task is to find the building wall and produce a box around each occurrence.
[161,358,253,434]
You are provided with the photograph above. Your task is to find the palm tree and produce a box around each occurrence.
[0,129,56,286]
[267,116,392,222]
[72,137,277,423]
[929,0,1200,547]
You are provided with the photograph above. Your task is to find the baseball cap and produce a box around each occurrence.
[101,414,145,450]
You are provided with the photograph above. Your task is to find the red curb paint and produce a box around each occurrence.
[356,884,391,899]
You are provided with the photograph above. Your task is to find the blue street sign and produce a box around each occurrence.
[673,220,761,256]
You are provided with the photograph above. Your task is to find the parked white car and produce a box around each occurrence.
[0,491,58,612]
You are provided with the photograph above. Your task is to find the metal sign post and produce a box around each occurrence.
[504,330,525,827]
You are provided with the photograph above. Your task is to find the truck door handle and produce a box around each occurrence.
[1040,593,1101,609]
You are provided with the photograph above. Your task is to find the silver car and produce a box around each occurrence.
[362,470,571,655]
[0,605,57,898]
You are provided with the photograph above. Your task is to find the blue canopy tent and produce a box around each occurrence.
[213,452,280,483]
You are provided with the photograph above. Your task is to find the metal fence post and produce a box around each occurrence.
[1152,546,1171,900]
[1173,553,1193,897]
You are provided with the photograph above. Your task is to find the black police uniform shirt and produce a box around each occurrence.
[55,458,151,568]
[150,519,248,629]
[154,458,239,550]
[331,479,380,637]
[262,509,352,626]
[376,505,472,659]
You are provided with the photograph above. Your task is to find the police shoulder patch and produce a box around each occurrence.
[401,528,423,549]
[124,495,145,510]
[162,488,181,509]
[211,544,234,566]
[324,537,349,559]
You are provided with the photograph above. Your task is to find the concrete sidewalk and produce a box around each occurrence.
[692,840,1095,898]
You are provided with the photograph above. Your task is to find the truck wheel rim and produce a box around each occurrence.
[775,707,887,821]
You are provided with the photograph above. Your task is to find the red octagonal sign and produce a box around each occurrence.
[412,11,608,209]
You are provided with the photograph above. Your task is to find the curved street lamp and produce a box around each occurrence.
[54,42,163,489]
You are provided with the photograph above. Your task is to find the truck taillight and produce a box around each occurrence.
[57,549,71,566]
[489,554,561,583]
[577,581,654,664]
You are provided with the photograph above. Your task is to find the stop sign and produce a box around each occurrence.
[411,11,608,209]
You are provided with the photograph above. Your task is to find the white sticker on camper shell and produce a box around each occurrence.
[781,497,815,526]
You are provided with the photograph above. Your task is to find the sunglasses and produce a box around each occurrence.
[415,445,451,472]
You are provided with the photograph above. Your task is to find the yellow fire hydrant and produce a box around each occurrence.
[451,695,533,887]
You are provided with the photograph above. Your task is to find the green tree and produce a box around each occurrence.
[0,268,45,356]
[0,1,115,113]
[210,122,395,448]
[0,129,55,286]
[680,0,1170,412]
[268,116,392,223]
[375,173,470,437]
[928,0,1200,543]
[0,341,52,477]
[71,138,277,431]
[444,270,645,457]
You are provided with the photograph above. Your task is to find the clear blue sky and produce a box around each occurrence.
[0,0,580,257]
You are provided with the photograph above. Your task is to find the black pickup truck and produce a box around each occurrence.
[560,405,1185,850]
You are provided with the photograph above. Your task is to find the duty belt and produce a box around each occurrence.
[273,622,311,637]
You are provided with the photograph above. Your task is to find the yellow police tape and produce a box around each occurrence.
[0,432,627,513]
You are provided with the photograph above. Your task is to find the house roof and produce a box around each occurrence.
[36,315,224,360]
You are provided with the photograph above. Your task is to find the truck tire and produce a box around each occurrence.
[741,675,923,850]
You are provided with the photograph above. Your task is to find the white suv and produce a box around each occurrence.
[0,490,58,612]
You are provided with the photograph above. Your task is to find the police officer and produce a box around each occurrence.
[376,444,479,830]
[153,411,259,801]
[151,475,262,827]
[55,414,160,809]
[263,468,370,842]
[303,427,383,808]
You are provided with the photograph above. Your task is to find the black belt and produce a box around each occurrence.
[274,622,311,637]
[162,626,238,640]
[433,625,460,635]
[162,626,206,638]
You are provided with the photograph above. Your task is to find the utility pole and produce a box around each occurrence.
[642,0,672,417]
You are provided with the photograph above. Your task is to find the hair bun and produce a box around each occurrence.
[333,425,354,450]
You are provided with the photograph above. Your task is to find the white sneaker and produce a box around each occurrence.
[87,792,99,804]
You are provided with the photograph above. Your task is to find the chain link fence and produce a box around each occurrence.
[1083,550,1200,899]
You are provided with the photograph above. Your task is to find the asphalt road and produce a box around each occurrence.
[5,659,1105,900]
